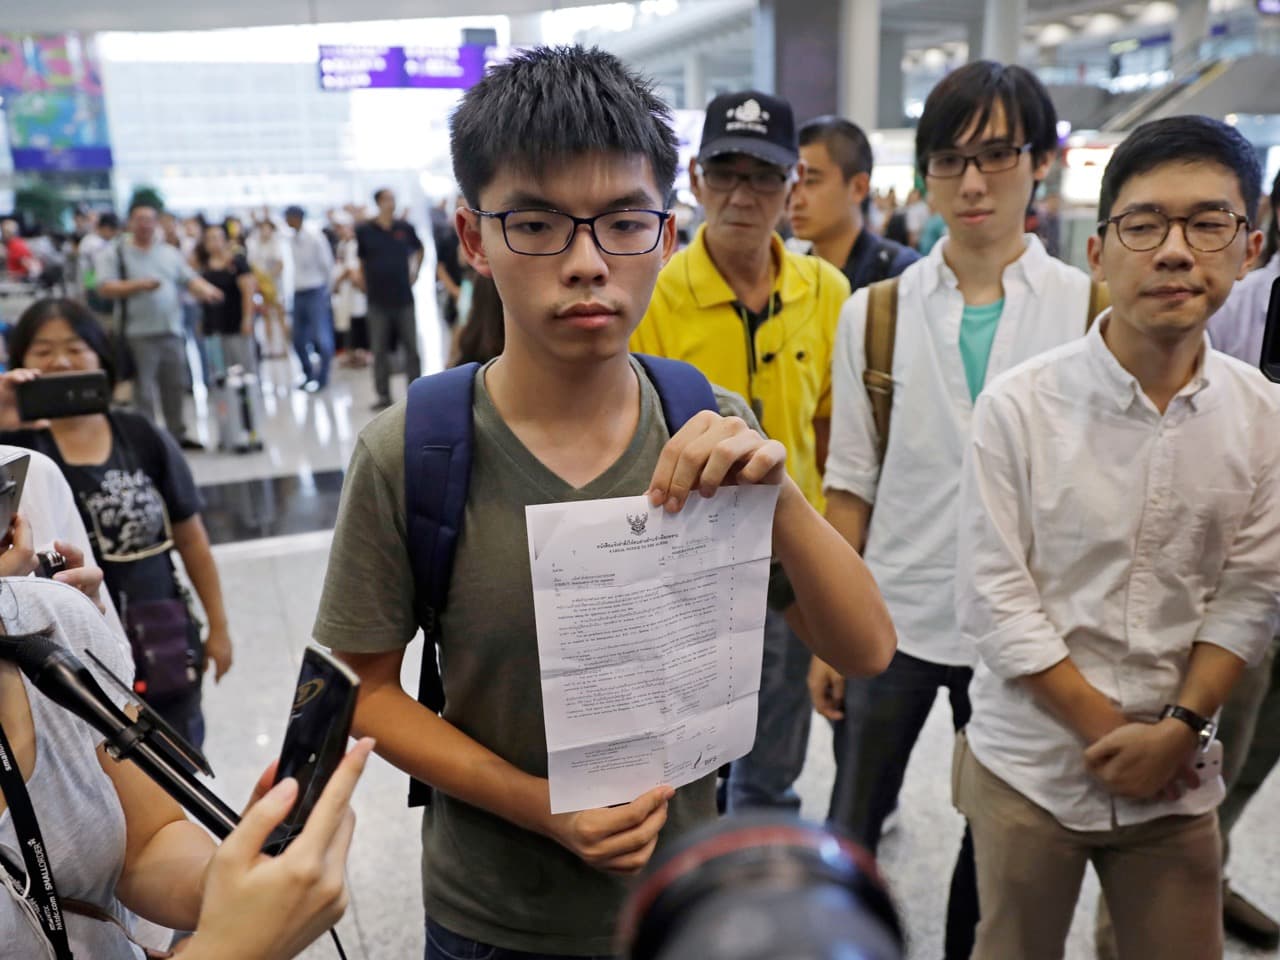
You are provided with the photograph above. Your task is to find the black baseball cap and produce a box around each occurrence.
[698,90,798,169]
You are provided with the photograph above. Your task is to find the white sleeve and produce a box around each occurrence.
[824,288,883,504]
[957,391,1071,679]
[1193,405,1280,665]
[16,448,129,657]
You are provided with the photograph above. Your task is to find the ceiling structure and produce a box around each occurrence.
[0,0,1201,39]
[0,0,604,33]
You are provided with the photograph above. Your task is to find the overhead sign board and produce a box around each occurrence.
[318,43,506,91]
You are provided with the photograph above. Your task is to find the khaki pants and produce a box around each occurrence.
[953,733,1223,960]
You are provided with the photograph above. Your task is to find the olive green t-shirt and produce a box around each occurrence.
[313,358,758,955]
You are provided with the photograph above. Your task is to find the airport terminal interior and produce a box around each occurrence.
[2,0,1280,957]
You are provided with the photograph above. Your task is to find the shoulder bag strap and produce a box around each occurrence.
[0,720,75,960]
[863,277,900,463]
[116,241,129,337]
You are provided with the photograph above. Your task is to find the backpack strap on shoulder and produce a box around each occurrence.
[863,277,900,463]
[1086,280,1110,330]
[403,362,479,807]
[632,354,719,432]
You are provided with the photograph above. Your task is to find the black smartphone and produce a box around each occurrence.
[0,451,31,542]
[1262,276,1280,384]
[16,371,111,421]
[263,646,359,854]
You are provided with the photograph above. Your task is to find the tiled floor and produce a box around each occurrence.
[182,303,1278,960]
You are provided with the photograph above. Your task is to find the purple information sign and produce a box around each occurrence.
[1261,0,1280,15]
[319,44,506,91]
[318,46,403,90]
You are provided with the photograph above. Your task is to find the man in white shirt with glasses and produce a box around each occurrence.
[817,61,1096,959]
[955,115,1280,959]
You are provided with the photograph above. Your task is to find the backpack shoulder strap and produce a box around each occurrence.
[632,354,719,432]
[1086,279,1110,330]
[403,362,479,807]
[863,277,900,463]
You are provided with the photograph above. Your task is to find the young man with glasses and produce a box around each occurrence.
[815,61,1094,959]
[954,114,1280,960]
[631,89,854,815]
[313,49,894,960]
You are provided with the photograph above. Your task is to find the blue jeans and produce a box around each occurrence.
[425,919,613,960]
[828,648,977,960]
[725,607,812,813]
[292,286,334,387]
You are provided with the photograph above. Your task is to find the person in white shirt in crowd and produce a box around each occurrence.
[954,115,1280,960]
[78,212,121,314]
[284,206,335,393]
[247,217,290,359]
[331,216,371,369]
[814,61,1099,960]
[903,186,931,251]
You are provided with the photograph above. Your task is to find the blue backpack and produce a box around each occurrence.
[402,354,718,806]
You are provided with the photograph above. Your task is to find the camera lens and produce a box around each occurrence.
[620,815,904,960]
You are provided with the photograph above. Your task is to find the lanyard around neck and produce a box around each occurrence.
[0,719,75,960]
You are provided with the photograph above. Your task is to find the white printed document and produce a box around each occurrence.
[527,485,780,814]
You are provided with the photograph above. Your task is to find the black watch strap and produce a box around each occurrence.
[1161,703,1212,741]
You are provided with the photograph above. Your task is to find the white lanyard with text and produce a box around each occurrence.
[0,719,76,960]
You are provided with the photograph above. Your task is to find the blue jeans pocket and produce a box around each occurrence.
[425,919,498,960]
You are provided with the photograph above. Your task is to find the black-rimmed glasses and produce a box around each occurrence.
[1098,208,1251,253]
[469,208,670,256]
[926,142,1032,178]
[697,165,791,195]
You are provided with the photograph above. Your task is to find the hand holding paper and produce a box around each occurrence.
[527,484,779,813]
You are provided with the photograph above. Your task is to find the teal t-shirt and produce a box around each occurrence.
[960,298,1004,401]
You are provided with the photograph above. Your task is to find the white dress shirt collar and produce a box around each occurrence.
[1084,311,1213,415]
[923,233,1053,299]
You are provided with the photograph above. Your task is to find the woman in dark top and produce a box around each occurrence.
[196,223,257,376]
[0,298,233,748]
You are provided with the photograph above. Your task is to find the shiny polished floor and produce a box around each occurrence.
[184,302,1279,960]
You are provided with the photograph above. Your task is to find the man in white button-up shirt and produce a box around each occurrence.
[815,62,1095,959]
[955,116,1280,960]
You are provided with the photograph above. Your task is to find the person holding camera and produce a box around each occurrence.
[0,298,233,749]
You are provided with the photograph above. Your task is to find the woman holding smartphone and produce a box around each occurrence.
[0,531,371,959]
[0,298,232,748]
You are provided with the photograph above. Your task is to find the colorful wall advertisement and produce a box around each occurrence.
[0,32,113,171]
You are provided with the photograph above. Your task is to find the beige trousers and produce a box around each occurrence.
[953,732,1223,960]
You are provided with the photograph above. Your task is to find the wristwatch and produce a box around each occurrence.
[1161,704,1218,752]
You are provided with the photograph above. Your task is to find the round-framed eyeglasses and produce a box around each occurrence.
[1098,208,1250,253]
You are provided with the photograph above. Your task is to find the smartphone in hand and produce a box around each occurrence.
[16,371,110,422]
[0,451,31,541]
[263,646,359,854]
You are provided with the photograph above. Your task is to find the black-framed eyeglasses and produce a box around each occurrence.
[469,207,671,257]
[697,165,791,195]
[925,142,1032,178]
[1098,207,1251,253]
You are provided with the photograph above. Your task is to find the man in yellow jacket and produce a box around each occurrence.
[632,89,850,812]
